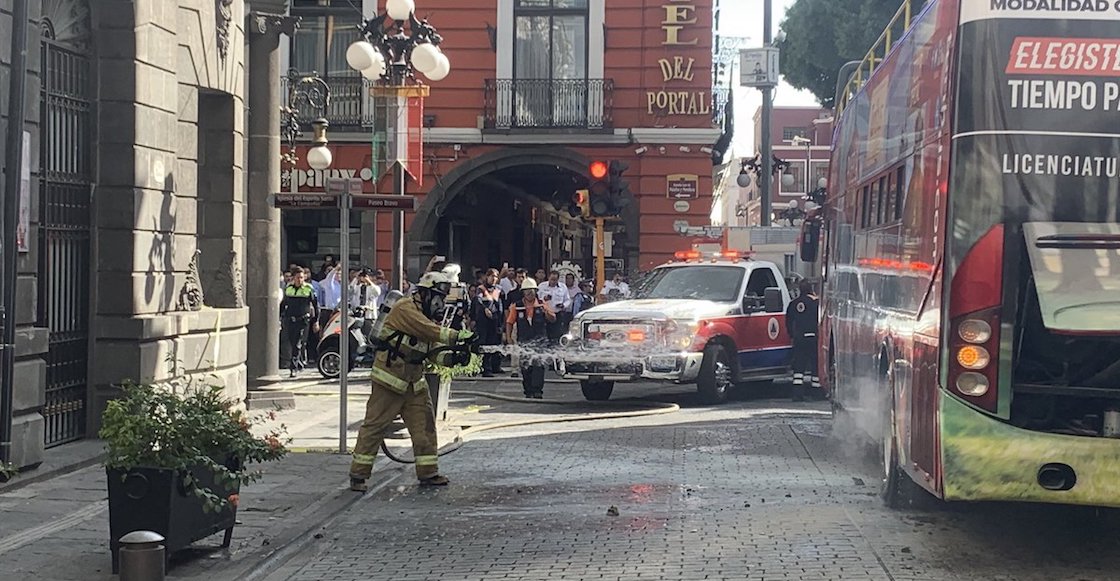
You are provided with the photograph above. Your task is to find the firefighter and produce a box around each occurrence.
[348,271,475,492]
[785,279,820,402]
[506,278,556,399]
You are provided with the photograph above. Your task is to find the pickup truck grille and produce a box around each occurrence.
[582,320,659,347]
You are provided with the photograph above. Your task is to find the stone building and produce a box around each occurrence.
[0,0,254,469]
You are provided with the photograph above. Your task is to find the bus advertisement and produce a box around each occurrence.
[807,0,1120,507]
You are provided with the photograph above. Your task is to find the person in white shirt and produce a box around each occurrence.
[498,265,517,296]
[600,273,630,302]
[320,267,343,311]
[538,270,571,344]
[350,269,380,313]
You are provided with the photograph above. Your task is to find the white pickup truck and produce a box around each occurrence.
[558,252,795,403]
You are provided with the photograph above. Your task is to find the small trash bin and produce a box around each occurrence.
[118,530,165,581]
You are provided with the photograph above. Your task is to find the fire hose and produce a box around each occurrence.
[379,389,680,464]
[358,322,681,464]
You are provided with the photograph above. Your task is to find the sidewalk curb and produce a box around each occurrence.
[219,428,461,581]
[0,445,104,494]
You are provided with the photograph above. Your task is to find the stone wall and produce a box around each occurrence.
[0,0,49,469]
[89,0,249,430]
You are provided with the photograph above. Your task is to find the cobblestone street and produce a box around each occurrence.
[263,381,1120,581]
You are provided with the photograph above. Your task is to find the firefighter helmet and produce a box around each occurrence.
[417,271,453,296]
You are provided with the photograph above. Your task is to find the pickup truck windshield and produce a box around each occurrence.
[636,266,745,302]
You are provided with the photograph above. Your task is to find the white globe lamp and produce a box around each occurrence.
[817,177,828,189]
[781,173,795,188]
[345,41,378,72]
[360,51,387,80]
[307,118,332,171]
[425,52,450,81]
[411,43,440,75]
[307,145,333,171]
[736,172,752,188]
[386,0,415,21]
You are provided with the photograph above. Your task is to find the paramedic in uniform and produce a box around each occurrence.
[348,271,475,492]
[785,279,820,401]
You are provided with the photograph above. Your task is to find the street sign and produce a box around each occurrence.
[351,195,418,211]
[667,174,699,199]
[271,193,340,209]
[740,47,780,88]
[325,177,363,195]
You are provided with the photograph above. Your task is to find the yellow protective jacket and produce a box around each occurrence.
[370,296,463,394]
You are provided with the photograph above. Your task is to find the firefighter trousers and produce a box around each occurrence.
[349,382,440,481]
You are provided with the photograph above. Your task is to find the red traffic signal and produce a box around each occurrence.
[589,160,608,179]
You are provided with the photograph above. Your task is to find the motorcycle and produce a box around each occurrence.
[316,279,473,379]
[316,307,375,379]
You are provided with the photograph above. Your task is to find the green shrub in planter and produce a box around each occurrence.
[100,379,288,572]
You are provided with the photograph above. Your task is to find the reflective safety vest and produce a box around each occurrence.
[370,297,461,394]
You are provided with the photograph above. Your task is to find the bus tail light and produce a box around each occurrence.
[957,319,992,344]
[949,308,1000,412]
[956,372,990,397]
[956,345,989,369]
[948,225,1004,413]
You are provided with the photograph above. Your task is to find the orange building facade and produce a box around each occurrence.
[282,0,728,277]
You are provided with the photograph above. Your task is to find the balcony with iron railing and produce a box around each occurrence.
[484,79,613,131]
[281,73,373,131]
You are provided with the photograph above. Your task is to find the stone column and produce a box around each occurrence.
[245,10,297,390]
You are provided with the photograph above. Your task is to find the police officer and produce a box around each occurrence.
[280,267,319,378]
[349,271,475,492]
[785,279,820,401]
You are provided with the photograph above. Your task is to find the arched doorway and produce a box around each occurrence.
[406,147,640,279]
[39,0,93,446]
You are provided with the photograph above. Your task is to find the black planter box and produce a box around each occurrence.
[107,462,239,573]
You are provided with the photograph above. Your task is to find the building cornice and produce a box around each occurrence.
[329,127,723,146]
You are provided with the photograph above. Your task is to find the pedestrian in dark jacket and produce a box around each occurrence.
[785,279,819,401]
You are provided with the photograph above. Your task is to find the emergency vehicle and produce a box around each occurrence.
[558,250,794,403]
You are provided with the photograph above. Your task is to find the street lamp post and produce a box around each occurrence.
[346,0,449,294]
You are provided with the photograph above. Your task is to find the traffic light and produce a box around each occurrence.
[568,189,589,218]
[587,160,613,217]
[608,160,632,213]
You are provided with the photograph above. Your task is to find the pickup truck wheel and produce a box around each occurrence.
[580,380,614,401]
[698,343,733,404]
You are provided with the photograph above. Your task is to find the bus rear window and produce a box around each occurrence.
[1023,222,1120,334]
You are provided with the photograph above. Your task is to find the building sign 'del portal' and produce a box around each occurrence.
[647,1,710,117]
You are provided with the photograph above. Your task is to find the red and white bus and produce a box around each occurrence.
[802,0,1120,507]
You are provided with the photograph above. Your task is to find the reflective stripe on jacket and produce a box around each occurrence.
[372,297,460,394]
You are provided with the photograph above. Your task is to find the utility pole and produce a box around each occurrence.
[1,0,30,466]
[760,0,774,227]
[594,218,606,296]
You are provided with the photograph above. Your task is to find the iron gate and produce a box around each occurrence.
[39,40,92,447]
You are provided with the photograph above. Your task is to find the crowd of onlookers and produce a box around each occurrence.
[277,254,635,380]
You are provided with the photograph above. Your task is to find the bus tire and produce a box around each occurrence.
[880,368,927,509]
[580,380,614,401]
[698,343,734,404]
